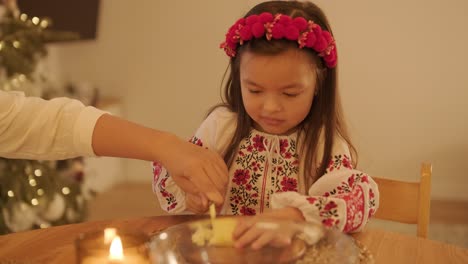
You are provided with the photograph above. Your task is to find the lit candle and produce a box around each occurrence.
[76,228,150,264]
[109,236,124,261]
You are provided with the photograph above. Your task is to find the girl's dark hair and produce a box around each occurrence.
[213,0,357,189]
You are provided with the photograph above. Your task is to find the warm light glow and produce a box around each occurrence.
[13,41,20,48]
[20,13,28,21]
[159,232,168,240]
[31,198,39,206]
[62,187,70,195]
[34,169,42,177]
[40,20,49,28]
[7,190,14,197]
[104,228,117,244]
[29,179,37,186]
[32,17,40,25]
[109,236,124,260]
[37,189,44,196]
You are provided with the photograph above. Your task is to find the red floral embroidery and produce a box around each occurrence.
[152,162,162,182]
[326,173,368,196]
[322,218,335,227]
[336,185,365,232]
[189,136,203,146]
[229,132,299,215]
[280,177,298,192]
[252,134,266,152]
[324,201,338,211]
[327,154,353,172]
[240,206,256,215]
[368,188,376,218]
[154,170,178,212]
[279,139,289,154]
[307,197,341,228]
[152,158,180,212]
[233,169,251,185]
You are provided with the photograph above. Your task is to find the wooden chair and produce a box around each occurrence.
[373,162,432,238]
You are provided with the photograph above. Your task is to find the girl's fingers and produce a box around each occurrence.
[250,231,276,249]
[233,218,255,240]
[269,235,292,248]
[234,226,263,249]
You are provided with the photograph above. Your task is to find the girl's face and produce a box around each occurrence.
[240,48,317,135]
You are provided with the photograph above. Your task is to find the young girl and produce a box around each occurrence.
[153,0,379,240]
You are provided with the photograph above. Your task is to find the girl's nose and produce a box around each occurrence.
[262,96,282,113]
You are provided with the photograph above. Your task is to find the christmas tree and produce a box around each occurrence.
[0,0,92,234]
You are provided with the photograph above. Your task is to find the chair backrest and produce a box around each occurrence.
[373,162,432,238]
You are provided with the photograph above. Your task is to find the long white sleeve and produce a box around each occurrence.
[0,90,105,160]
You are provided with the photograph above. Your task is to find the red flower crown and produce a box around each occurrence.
[220,12,337,68]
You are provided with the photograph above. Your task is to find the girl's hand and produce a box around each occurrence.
[232,207,305,249]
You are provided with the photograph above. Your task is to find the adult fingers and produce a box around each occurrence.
[187,166,223,205]
[207,150,229,187]
[186,193,209,214]
[203,164,227,202]
[171,174,200,195]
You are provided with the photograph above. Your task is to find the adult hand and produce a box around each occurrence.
[91,114,228,206]
[186,192,209,214]
[155,134,228,206]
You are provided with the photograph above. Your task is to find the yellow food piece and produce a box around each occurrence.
[191,218,238,247]
[209,218,237,246]
[209,203,216,221]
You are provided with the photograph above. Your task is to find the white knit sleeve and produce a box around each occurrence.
[0,91,105,160]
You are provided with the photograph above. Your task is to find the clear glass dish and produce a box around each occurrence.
[149,217,359,264]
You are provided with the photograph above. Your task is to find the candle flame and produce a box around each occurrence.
[109,236,124,260]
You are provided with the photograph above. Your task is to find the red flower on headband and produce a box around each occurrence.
[293,17,308,31]
[246,14,259,25]
[259,12,274,23]
[285,25,300,40]
[251,22,265,38]
[271,23,285,39]
[220,12,337,68]
[240,25,253,41]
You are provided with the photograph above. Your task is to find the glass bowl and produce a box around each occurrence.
[149,216,359,264]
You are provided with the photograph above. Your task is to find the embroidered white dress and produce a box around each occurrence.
[153,107,379,233]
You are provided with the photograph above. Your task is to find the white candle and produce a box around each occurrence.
[80,235,149,264]
[81,255,148,264]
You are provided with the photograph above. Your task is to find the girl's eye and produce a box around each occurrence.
[284,93,299,97]
[249,89,261,94]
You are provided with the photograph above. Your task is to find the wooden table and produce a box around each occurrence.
[0,215,466,263]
